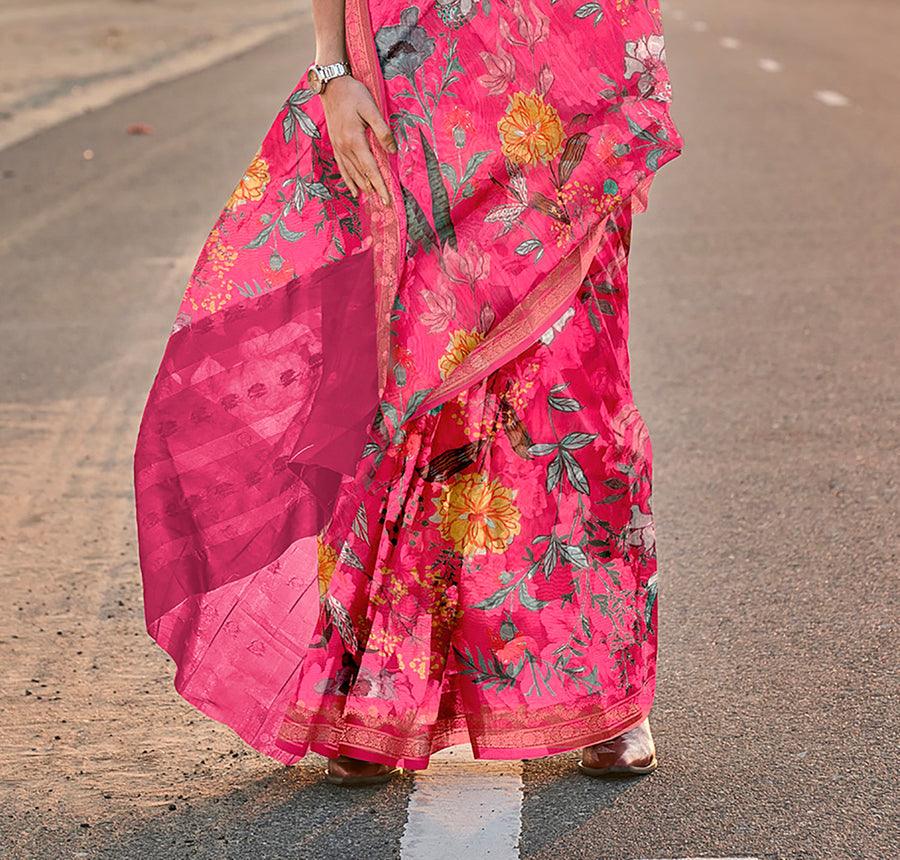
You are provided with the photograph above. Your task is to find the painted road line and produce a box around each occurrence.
[690,21,709,33]
[719,36,742,50]
[400,745,523,860]
[814,89,850,107]
[758,58,783,73]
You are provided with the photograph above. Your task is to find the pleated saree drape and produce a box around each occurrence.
[134,0,683,765]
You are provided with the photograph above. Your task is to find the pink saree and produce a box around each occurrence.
[134,0,683,766]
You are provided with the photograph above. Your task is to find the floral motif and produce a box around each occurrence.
[498,90,565,166]
[374,7,436,80]
[624,35,670,101]
[478,44,516,95]
[435,0,479,30]
[225,150,270,210]
[624,502,656,557]
[137,0,684,769]
[495,632,531,664]
[317,536,339,594]
[438,329,485,379]
[435,473,522,556]
[420,288,458,333]
[444,105,476,147]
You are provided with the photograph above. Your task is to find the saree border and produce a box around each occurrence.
[277,683,648,768]
[344,0,404,396]
[409,207,618,421]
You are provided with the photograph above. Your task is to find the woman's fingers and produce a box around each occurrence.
[323,78,395,204]
[333,150,359,198]
[359,100,398,155]
[335,147,364,198]
[346,139,390,206]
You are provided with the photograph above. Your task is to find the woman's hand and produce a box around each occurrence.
[321,76,397,206]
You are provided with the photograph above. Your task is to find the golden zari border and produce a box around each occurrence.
[278,685,647,763]
[411,209,618,420]
[344,0,403,395]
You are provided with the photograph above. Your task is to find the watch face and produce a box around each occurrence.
[307,66,323,94]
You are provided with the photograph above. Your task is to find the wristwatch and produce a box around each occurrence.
[306,61,352,94]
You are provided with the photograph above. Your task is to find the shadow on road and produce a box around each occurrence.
[64,764,414,860]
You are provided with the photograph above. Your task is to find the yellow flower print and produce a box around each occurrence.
[435,473,522,556]
[498,91,565,166]
[317,535,339,595]
[438,329,484,380]
[226,150,270,210]
[408,654,428,681]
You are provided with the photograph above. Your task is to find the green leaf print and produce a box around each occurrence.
[418,127,457,249]
[472,581,517,611]
[277,220,305,242]
[559,540,590,570]
[626,115,657,144]
[453,645,521,692]
[559,432,597,451]
[644,572,658,634]
[516,238,542,257]
[400,388,432,424]
[518,580,550,610]
[546,453,563,492]
[646,147,664,171]
[548,394,583,412]
[574,2,604,25]
[401,184,437,255]
[243,222,276,249]
[561,450,590,494]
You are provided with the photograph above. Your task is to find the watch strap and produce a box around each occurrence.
[319,61,352,83]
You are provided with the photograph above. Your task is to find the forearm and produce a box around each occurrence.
[311,0,348,65]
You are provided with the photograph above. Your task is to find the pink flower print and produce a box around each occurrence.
[624,35,669,101]
[593,133,618,165]
[441,242,491,290]
[495,633,531,664]
[625,503,656,557]
[500,0,550,51]
[420,288,457,333]
[479,45,516,95]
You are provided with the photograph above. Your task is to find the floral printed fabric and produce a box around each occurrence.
[277,203,661,766]
[134,0,682,764]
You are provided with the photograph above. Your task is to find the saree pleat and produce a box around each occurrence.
[277,203,659,767]
[134,0,683,764]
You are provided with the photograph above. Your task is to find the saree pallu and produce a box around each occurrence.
[134,0,683,765]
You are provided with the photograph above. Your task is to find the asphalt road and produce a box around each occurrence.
[1,1,897,858]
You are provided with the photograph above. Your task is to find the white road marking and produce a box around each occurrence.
[690,21,709,32]
[670,9,686,21]
[814,89,850,107]
[400,745,523,860]
[720,36,742,49]
[758,58,783,73]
